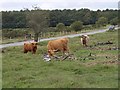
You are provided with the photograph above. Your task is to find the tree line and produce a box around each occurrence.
[2,8,118,42]
[2,8,118,28]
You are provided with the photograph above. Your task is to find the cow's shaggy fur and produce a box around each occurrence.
[81,35,89,47]
[24,42,37,54]
[47,38,69,57]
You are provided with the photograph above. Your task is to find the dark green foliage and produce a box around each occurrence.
[110,17,118,25]
[2,9,118,28]
[2,11,26,28]
[96,17,108,27]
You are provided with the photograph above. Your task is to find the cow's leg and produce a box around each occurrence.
[84,42,88,47]
[24,50,28,53]
[32,51,36,54]
[63,47,69,55]
[32,49,36,54]
[60,50,66,60]
[48,50,55,57]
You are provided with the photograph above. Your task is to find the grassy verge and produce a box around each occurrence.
[2,29,118,88]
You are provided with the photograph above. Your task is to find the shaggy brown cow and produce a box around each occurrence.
[24,42,37,54]
[47,38,69,57]
[81,35,89,47]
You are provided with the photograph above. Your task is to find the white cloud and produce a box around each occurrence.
[0,0,118,11]
[0,0,119,3]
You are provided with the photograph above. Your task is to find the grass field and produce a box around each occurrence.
[2,29,118,88]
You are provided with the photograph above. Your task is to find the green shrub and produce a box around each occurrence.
[2,29,29,38]
[70,21,83,31]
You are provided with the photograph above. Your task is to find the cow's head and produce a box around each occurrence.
[48,50,55,57]
[81,35,88,39]
[31,42,37,50]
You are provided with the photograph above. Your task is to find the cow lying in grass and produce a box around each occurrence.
[24,41,37,54]
[81,35,89,47]
[47,38,69,58]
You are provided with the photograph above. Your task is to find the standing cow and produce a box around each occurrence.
[80,35,89,47]
[47,38,69,57]
[24,41,37,54]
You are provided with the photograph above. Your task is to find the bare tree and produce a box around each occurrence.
[26,7,49,42]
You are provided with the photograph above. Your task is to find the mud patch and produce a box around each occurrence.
[80,53,96,61]
[95,41,113,46]
[85,60,119,67]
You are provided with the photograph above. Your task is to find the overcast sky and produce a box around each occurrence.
[0,0,119,11]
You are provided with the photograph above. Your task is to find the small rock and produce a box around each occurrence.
[43,54,51,61]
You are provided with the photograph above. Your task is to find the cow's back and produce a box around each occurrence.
[47,38,69,51]
[47,39,63,50]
